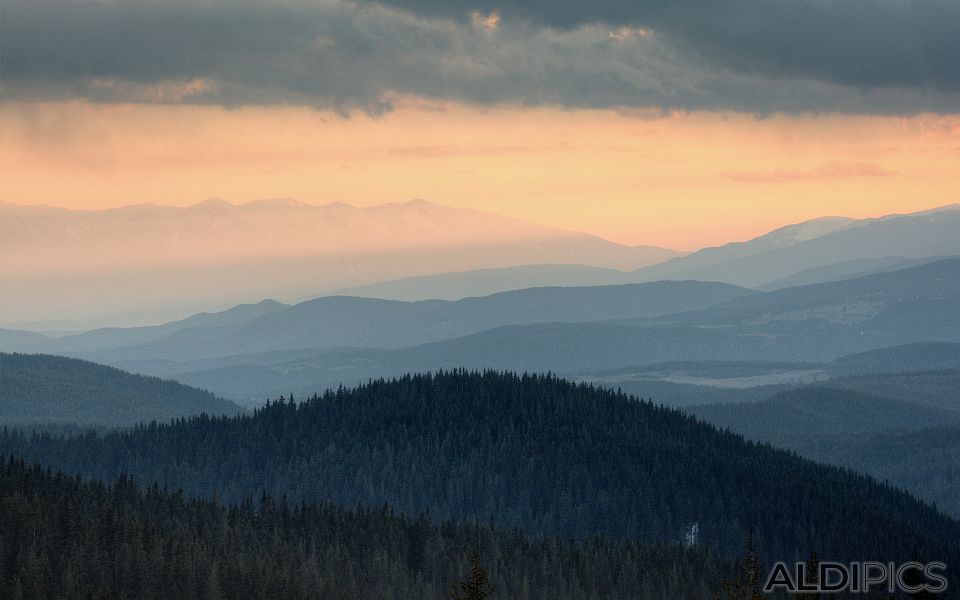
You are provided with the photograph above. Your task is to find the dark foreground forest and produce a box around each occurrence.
[0,456,734,600]
[3,372,959,575]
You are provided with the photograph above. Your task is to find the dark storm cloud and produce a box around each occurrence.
[371,0,960,90]
[1,0,958,114]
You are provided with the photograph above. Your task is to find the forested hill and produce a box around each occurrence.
[0,353,241,425]
[3,372,958,572]
[0,456,733,600]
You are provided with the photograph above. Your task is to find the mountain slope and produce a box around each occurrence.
[161,260,960,400]
[813,370,960,412]
[139,321,789,400]
[319,263,631,301]
[628,204,960,288]
[0,456,734,600]
[2,371,959,566]
[689,387,960,443]
[25,280,754,362]
[0,353,242,425]
[757,255,953,291]
[647,257,960,338]
[0,328,51,350]
[24,299,290,355]
[689,386,960,518]
[829,342,960,376]
[791,423,960,519]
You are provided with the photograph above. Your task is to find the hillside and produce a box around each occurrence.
[689,385,960,518]
[0,328,51,349]
[167,322,792,401]
[0,353,241,425]
[650,257,960,329]
[321,263,631,301]
[13,280,754,362]
[793,424,960,518]
[572,345,960,408]
[757,255,950,290]
[3,371,959,566]
[688,387,960,445]
[830,342,960,377]
[26,299,289,355]
[110,258,960,400]
[627,204,960,288]
[0,456,733,600]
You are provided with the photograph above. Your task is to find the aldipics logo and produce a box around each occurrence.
[764,561,948,595]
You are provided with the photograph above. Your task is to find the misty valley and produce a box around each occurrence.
[5,0,960,590]
[2,203,960,598]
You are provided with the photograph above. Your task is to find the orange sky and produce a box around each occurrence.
[2,98,958,250]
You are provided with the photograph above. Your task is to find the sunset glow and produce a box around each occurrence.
[2,100,957,250]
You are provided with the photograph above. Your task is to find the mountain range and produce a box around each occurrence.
[4,200,960,594]
[4,201,959,329]
[7,280,752,361]
[626,203,960,288]
[321,204,960,301]
[4,256,959,402]
[0,198,679,328]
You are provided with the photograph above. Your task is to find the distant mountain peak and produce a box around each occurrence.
[757,215,857,248]
[191,197,235,210]
[240,197,308,209]
[901,202,960,216]
[1,197,680,325]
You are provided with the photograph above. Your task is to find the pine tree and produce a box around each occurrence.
[450,550,495,600]
[716,534,766,600]
[205,562,225,600]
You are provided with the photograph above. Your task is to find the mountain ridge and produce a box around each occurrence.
[0,353,242,425]
[0,198,681,327]
[10,280,754,363]
[627,204,960,287]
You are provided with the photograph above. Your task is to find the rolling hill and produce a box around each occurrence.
[756,255,952,290]
[153,259,960,401]
[10,280,754,362]
[573,343,960,406]
[790,423,960,518]
[0,456,734,600]
[2,371,958,567]
[688,387,960,444]
[688,384,960,518]
[829,342,960,376]
[319,263,631,301]
[0,353,242,425]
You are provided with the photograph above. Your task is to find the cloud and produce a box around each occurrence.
[1,0,958,114]
[366,0,960,91]
[389,143,562,157]
[723,161,898,183]
[609,27,652,42]
[470,11,501,33]
[85,78,217,103]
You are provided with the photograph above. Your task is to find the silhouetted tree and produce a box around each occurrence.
[717,534,765,600]
[450,550,495,600]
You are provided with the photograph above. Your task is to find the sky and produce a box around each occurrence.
[1,0,959,250]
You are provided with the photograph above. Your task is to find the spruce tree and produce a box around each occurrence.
[450,550,495,600]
